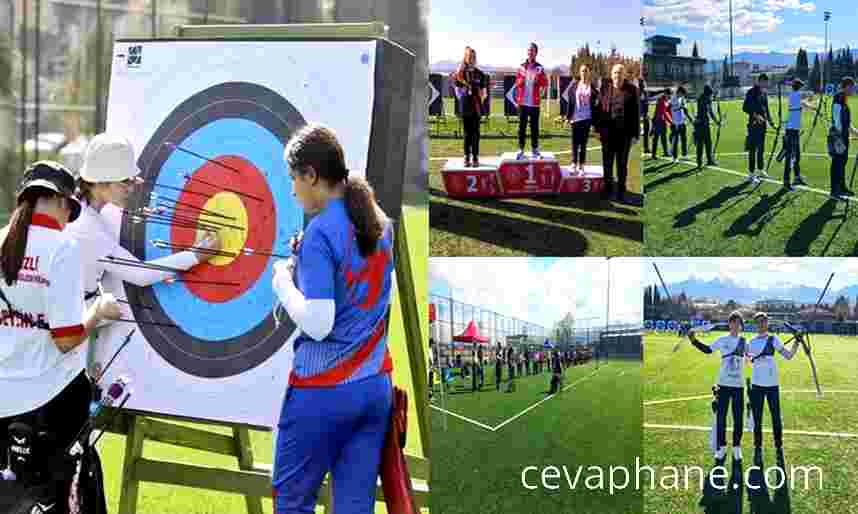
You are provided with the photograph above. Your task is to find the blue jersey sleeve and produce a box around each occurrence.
[297,226,336,301]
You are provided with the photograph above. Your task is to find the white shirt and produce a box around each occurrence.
[0,214,87,417]
[671,96,686,125]
[786,91,802,130]
[748,333,785,387]
[65,201,201,299]
[710,335,746,388]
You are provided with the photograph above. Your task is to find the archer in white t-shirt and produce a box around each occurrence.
[747,312,799,465]
[688,311,747,463]
[781,78,817,190]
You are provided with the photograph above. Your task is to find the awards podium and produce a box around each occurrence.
[441,152,604,198]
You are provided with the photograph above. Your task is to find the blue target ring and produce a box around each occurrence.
[144,118,302,341]
[122,81,307,378]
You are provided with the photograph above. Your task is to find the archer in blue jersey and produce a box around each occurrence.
[271,124,395,514]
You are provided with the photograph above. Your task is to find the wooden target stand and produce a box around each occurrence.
[99,22,430,514]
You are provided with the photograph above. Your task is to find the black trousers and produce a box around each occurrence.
[716,385,744,449]
[603,130,633,197]
[783,128,802,182]
[463,114,481,159]
[749,385,783,448]
[642,115,651,153]
[518,106,540,150]
[747,126,766,172]
[831,152,848,195]
[0,371,91,514]
[695,123,714,166]
[507,363,515,381]
[495,364,502,390]
[571,119,592,164]
[651,120,669,158]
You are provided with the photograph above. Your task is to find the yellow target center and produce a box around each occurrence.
[199,192,248,266]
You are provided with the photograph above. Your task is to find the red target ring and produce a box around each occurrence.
[169,155,275,303]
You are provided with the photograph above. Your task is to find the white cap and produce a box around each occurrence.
[79,133,142,183]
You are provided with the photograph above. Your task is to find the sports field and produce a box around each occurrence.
[430,98,643,257]
[431,358,643,514]
[643,96,858,256]
[87,203,429,514]
[644,330,858,514]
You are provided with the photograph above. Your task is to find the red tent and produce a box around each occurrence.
[453,320,489,344]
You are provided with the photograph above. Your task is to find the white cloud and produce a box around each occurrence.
[429,258,643,330]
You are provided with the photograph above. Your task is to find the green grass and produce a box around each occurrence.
[644,331,858,514]
[643,96,858,256]
[431,359,643,514]
[84,204,430,514]
[429,105,643,256]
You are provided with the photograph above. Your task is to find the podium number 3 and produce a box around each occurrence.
[466,175,478,192]
[583,180,591,192]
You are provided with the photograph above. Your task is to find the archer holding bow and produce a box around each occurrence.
[747,312,801,468]
[742,74,777,184]
[779,78,817,190]
[827,76,858,200]
[693,85,721,169]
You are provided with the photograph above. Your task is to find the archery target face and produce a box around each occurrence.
[100,39,378,428]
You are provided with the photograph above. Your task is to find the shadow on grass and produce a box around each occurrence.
[643,160,679,175]
[784,199,840,256]
[430,188,642,245]
[537,193,641,214]
[723,186,797,238]
[645,165,704,192]
[672,181,754,229]
[430,197,590,255]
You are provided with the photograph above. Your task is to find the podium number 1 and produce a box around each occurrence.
[466,175,478,192]
[526,164,536,184]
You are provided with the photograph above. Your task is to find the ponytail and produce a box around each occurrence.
[284,124,389,257]
[344,177,388,257]
[1,200,35,285]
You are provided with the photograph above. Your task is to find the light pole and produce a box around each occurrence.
[823,11,831,94]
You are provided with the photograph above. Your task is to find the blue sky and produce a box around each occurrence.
[642,0,857,60]
[430,0,641,68]
[645,258,858,292]
[429,258,643,330]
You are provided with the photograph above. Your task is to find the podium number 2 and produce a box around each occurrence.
[466,175,478,192]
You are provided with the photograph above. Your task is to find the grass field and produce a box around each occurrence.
[82,203,429,514]
[431,359,643,514]
[644,330,858,514]
[429,98,643,257]
[643,96,858,256]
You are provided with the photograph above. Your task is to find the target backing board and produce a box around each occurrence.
[97,37,414,428]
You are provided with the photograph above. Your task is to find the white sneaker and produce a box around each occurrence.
[532,149,541,159]
[516,150,526,160]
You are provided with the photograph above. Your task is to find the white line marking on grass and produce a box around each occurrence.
[430,146,602,161]
[645,423,858,439]
[644,389,858,406]
[491,366,603,432]
[716,152,833,159]
[430,405,496,432]
[649,156,857,203]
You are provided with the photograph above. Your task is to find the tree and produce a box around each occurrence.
[692,42,699,59]
[834,295,850,322]
[809,55,822,93]
[552,313,576,345]
[795,48,809,81]
[726,299,738,312]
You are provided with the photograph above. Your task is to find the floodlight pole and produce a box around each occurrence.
[823,11,831,93]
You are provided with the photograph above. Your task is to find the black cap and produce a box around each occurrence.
[17,161,81,222]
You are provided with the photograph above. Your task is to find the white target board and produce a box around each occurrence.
[96,37,414,428]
